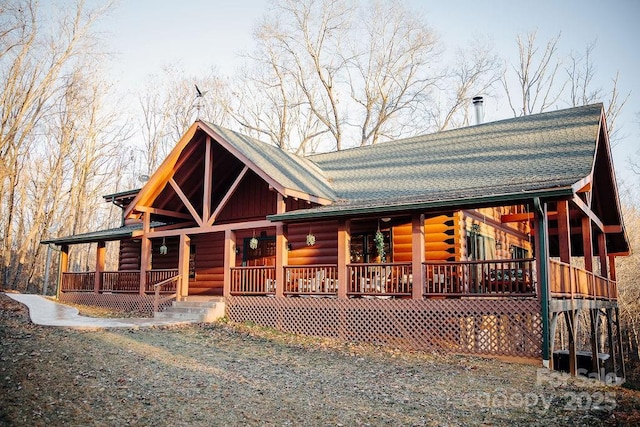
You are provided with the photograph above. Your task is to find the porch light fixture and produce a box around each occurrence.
[159,238,168,255]
[249,230,259,250]
[495,240,503,250]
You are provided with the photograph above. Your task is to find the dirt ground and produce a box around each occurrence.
[1,294,640,426]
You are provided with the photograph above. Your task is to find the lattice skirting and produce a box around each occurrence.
[59,293,174,314]
[227,297,542,358]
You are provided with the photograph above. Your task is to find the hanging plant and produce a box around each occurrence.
[306,232,316,246]
[249,230,258,250]
[374,229,385,262]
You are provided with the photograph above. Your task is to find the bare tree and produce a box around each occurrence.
[137,66,230,174]
[0,0,119,289]
[502,31,566,116]
[240,0,501,152]
[429,38,502,131]
[346,0,443,145]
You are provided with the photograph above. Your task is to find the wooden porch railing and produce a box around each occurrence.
[284,265,338,296]
[347,263,412,297]
[230,266,276,295]
[61,269,179,294]
[61,272,95,292]
[549,260,617,300]
[153,275,180,312]
[146,269,180,293]
[423,258,536,297]
[102,271,140,293]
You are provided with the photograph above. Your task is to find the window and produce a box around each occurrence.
[350,230,392,263]
[510,245,529,259]
[466,229,495,260]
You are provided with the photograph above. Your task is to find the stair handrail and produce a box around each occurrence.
[153,274,180,313]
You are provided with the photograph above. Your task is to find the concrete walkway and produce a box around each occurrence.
[4,293,194,329]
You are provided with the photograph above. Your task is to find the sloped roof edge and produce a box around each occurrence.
[268,187,575,222]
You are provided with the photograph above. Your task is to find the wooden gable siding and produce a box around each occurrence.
[119,239,141,271]
[287,221,339,265]
[151,237,179,270]
[216,171,277,223]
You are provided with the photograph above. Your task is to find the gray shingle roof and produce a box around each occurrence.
[201,122,336,201]
[270,103,602,220]
[41,222,165,245]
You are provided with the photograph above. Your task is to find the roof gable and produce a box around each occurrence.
[124,121,336,221]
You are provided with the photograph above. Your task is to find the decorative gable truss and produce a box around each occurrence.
[123,121,329,233]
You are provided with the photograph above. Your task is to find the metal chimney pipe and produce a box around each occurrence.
[472,96,484,125]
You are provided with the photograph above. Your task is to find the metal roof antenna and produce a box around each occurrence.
[472,96,484,125]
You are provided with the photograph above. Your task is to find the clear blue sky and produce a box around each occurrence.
[97,0,640,191]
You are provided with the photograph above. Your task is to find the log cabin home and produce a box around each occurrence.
[43,103,629,379]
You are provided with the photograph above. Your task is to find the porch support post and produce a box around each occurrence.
[139,212,151,295]
[94,241,106,293]
[223,229,236,298]
[582,217,594,273]
[411,213,425,300]
[608,254,617,300]
[606,308,618,381]
[177,234,191,300]
[590,309,601,379]
[275,224,287,298]
[534,198,551,368]
[57,244,69,299]
[275,194,287,298]
[557,200,571,263]
[597,232,608,279]
[615,307,626,380]
[337,219,350,299]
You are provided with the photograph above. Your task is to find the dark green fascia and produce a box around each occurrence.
[268,186,575,223]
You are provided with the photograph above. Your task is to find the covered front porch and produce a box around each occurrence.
[59,256,618,302]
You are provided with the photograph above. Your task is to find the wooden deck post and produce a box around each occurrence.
[565,310,578,376]
[139,212,151,295]
[590,309,601,378]
[337,220,350,299]
[223,229,236,298]
[94,241,106,293]
[275,224,287,298]
[597,232,608,279]
[178,234,191,300]
[411,213,425,300]
[533,198,551,367]
[582,217,594,273]
[557,201,572,261]
[275,194,287,298]
[57,244,69,299]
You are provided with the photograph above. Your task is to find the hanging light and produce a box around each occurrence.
[249,230,259,250]
[306,225,316,246]
[159,237,168,255]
